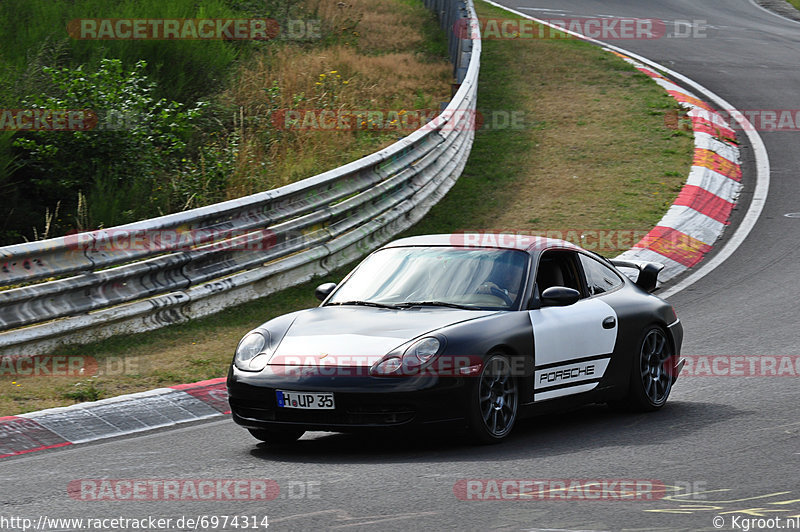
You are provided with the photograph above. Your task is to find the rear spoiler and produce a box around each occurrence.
[608,259,664,293]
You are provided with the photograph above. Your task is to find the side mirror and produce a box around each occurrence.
[315,282,337,302]
[540,286,580,307]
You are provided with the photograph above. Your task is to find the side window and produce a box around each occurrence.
[535,250,583,295]
[579,254,623,296]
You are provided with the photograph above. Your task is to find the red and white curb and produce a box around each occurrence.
[609,51,743,281]
[0,378,228,459]
[481,0,766,297]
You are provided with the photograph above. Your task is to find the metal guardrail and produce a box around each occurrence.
[0,0,481,355]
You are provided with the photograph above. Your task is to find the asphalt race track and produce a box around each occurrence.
[2,1,799,530]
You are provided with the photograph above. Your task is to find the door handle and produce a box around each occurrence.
[602,316,616,329]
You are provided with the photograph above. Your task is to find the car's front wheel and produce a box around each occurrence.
[248,428,305,444]
[467,353,518,444]
[621,326,675,411]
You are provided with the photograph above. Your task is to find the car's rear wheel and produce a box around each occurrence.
[468,353,518,444]
[621,326,675,411]
[248,428,305,444]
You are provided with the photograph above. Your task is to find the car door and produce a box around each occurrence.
[528,249,619,401]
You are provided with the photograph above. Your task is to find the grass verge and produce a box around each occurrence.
[221,0,454,196]
[0,0,694,415]
[406,2,693,240]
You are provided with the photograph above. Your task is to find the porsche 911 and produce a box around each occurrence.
[227,233,684,444]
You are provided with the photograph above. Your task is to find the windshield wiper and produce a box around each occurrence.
[327,300,400,309]
[396,301,478,310]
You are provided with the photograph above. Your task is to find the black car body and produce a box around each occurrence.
[227,234,684,444]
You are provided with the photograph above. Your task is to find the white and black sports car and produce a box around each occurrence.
[227,234,684,444]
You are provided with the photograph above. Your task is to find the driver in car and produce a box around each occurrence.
[476,261,524,305]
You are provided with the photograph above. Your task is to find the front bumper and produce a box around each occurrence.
[227,366,471,432]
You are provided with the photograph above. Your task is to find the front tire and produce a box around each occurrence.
[248,428,305,444]
[467,353,518,444]
[621,326,675,411]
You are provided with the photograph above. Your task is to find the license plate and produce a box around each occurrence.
[276,390,335,410]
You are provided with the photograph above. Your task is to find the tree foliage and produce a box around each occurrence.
[14,59,204,197]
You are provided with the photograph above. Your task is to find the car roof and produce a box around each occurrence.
[381,233,583,255]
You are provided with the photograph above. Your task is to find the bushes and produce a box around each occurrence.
[12,59,205,231]
[0,0,242,242]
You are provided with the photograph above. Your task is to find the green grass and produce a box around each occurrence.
[0,0,241,103]
[404,1,692,241]
[0,0,694,416]
[399,17,536,234]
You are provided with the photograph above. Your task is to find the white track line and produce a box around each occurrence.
[480,0,770,299]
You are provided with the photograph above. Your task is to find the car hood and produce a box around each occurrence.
[268,305,497,367]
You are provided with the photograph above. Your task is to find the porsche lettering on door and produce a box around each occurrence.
[530,298,618,401]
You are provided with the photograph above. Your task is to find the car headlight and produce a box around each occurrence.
[234,330,271,371]
[371,356,402,376]
[371,336,442,376]
[407,337,440,365]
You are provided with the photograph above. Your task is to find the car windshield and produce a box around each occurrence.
[327,246,529,310]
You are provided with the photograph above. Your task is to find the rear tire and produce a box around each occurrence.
[248,428,305,444]
[467,353,518,444]
[617,326,675,412]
